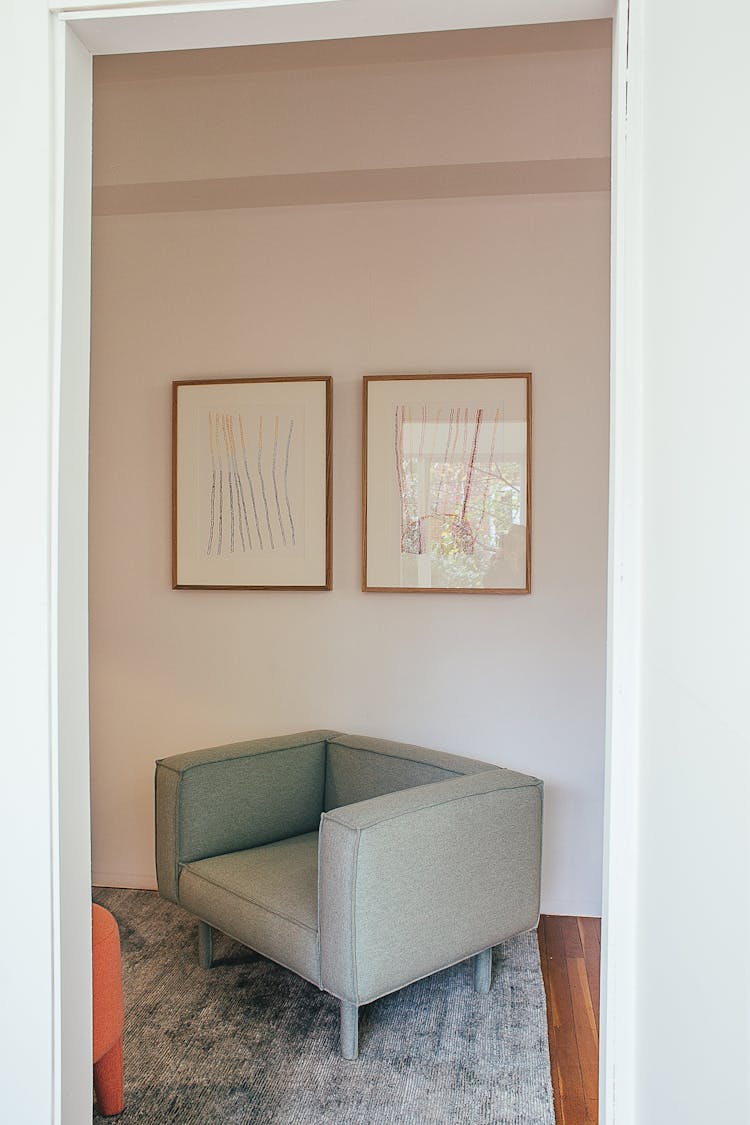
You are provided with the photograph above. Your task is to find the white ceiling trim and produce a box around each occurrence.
[54,0,339,17]
[57,0,615,55]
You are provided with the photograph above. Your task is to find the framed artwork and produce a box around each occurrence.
[173,376,332,589]
[363,373,531,593]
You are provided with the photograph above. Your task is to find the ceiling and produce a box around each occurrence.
[59,0,616,55]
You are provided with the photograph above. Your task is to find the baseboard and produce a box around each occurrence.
[541,901,602,919]
[92,872,158,891]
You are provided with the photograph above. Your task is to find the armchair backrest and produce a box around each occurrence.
[323,733,491,811]
[156,730,337,902]
[156,729,511,905]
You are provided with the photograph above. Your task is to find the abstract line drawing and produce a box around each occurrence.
[257,415,275,551]
[366,375,529,593]
[271,416,287,548]
[204,410,299,556]
[206,412,217,557]
[227,415,251,551]
[174,376,331,591]
[215,412,224,557]
[221,413,236,553]
[395,402,512,563]
[284,419,296,547]
[238,414,263,550]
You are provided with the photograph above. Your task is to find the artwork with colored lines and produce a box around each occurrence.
[205,410,298,556]
[394,403,525,587]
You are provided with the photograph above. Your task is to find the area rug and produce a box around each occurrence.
[93,888,554,1124]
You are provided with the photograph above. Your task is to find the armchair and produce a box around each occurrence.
[155,730,542,1059]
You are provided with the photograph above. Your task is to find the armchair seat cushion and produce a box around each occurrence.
[179,831,320,986]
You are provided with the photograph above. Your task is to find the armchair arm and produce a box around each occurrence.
[318,769,543,1004]
[155,729,339,903]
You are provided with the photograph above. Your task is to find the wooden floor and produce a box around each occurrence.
[538,915,601,1125]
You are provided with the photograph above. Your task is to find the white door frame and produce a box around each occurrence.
[1,2,636,1121]
[601,2,640,1120]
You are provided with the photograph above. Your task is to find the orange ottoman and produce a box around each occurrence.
[92,904,124,1117]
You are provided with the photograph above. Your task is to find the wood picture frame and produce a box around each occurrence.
[173,376,332,590]
[363,373,531,593]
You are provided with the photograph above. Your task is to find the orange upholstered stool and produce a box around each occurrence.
[92,904,124,1117]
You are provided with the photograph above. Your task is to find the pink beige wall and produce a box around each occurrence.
[89,24,611,915]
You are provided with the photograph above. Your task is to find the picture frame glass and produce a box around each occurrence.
[364,375,530,593]
[173,377,331,589]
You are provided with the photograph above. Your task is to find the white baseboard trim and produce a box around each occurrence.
[92,872,158,891]
[542,901,602,918]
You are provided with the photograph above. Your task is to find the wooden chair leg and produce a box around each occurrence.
[93,1036,124,1117]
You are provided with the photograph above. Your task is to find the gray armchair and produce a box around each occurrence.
[155,730,543,1059]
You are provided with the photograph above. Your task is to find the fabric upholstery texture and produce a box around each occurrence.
[180,832,321,986]
[155,729,543,1050]
[323,732,489,810]
[320,774,542,1003]
[92,903,125,1117]
[155,730,337,903]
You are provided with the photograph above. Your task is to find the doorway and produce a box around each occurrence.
[8,4,634,1120]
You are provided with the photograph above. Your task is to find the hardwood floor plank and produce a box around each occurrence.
[545,937,588,1121]
[539,915,601,1125]
[585,1098,599,1123]
[577,917,601,1026]
[567,955,599,1105]
[538,916,549,964]
[570,954,598,1047]
[561,916,584,959]
[538,920,563,1125]
[543,913,567,961]
[578,916,601,950]
[548,972,589,1120]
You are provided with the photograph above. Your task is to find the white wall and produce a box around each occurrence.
[0,3,57,1120]
[623,2,750,1121]
[92,44,609,182]
[1,11,92,1125]
[89,34,610,917]
[58,26,94,1125]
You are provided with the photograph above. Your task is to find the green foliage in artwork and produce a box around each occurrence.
[402,457,523,587]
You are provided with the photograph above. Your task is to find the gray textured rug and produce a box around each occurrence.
[93,888,554,1124]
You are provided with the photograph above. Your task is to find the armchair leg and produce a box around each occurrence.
[198,921,213,969]
[473,948,492,994]
[340,1000,359,1060]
